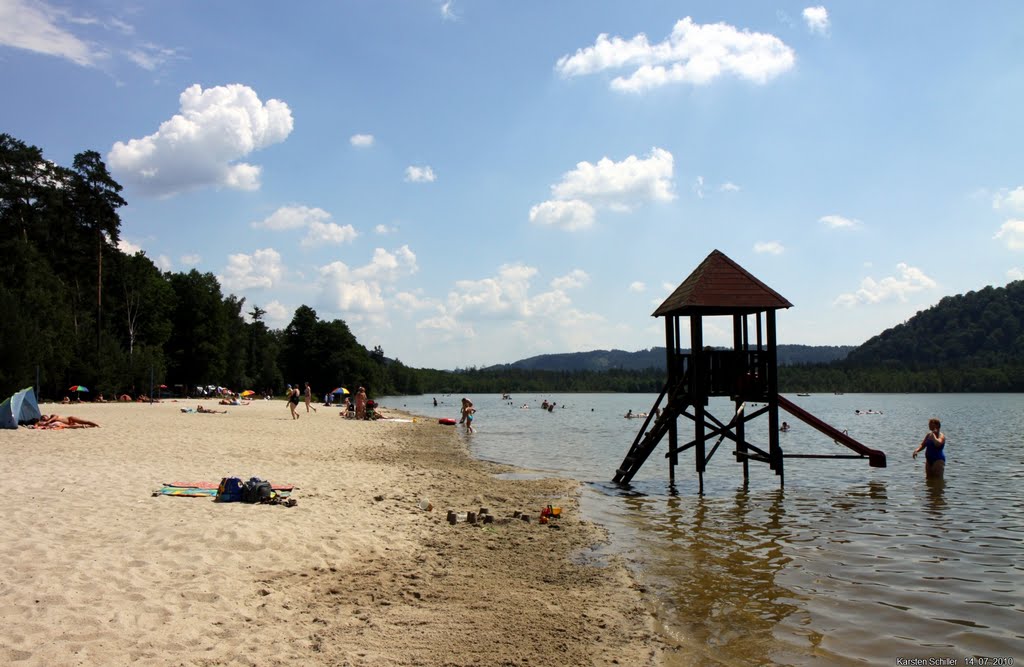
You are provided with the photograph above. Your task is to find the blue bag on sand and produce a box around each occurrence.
[216,477,245,502]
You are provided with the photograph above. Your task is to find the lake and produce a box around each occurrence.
[379,392,1023,665]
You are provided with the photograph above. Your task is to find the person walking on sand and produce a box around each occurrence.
[913,418,946,478]
[304,382,317,414]
[287,384,300,420]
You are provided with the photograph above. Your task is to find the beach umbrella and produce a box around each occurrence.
[331,387,350,395]
[69,385,89,393]
[241,390,255,397]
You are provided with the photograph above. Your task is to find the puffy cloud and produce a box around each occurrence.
[720,181,741,193]
[754,241,784,255]
[993,186,1024,212]
[117,238,143,254]
[219,248,284,291]
[375,223,398,234]
[552,148,675,203]
[530,148,674,230]
[302,220,358,247]
[254,205,357,247]
[833,263,936,307]
[556,17,795,93]
[155,254,172,271]
[349,133,375,148]
[108,84,294,197]
[803,6,830,34]
[994,219,1024,250]
[1007,267,1024,281]
[0,0,101,66]
[629,281,646,293]
[529,199,595,230]
[262,299,290,327]
[551,269,589,290]
[820,214,861,229]
[316,246,418,314]
[180,253,201,266]
[405,165,436,183]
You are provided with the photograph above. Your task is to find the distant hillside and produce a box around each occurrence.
[488,344,854,373]
[845,281,1024,368]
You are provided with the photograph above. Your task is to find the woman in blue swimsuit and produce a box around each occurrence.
[913,418,946,478]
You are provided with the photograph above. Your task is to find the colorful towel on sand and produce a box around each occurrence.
[155,481,295,498]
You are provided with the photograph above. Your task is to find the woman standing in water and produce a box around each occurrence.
[912,418,946,478]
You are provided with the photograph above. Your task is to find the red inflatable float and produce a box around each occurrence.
[438,418,457,425]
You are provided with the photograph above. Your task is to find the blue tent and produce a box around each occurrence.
[0,387,41,429]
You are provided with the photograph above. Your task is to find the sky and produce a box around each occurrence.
[3,1,1024,370]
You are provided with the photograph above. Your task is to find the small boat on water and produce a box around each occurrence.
[797,393,811,397]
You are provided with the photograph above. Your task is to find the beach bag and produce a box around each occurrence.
[243,478,273,504]
[216,477,245,503]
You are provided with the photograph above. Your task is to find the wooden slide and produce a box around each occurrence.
[777,394,886,467]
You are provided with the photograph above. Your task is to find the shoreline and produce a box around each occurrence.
[1,399,664,665]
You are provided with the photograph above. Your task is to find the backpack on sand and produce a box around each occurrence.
[216,477,245,502]
[242,477,274,504]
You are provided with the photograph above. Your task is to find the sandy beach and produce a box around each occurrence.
[0,399,662,666]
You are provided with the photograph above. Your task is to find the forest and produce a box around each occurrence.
[2,132,1022,399]
[0,134,420,401]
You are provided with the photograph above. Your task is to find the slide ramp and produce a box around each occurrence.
[777,394,886,467]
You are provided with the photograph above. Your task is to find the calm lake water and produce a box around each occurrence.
[380,392,1023,665]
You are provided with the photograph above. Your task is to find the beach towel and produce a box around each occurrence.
[155,480,295,498]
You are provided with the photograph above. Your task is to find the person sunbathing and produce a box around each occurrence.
[39,414,100,428]
[196,405,226,414]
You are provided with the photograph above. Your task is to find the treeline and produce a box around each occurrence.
[0,134,418,400]
[4,132,1021,399]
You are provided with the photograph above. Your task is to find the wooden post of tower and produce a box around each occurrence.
[691,315,706,496]
[665,316,677,486]
[733,313,748,486]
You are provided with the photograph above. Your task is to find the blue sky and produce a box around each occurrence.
[3,1,1023,369]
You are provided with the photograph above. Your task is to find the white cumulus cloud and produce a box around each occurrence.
[108,83,294,197]
[219,248,284,291]
[994,219,1024,250]
[117,238,143,254]
[556,17,795,93]
[316,246,418,315]
[253,205,357,247]
[993,186,1024,212]
[350,133,374,148]
[551,269,589,291]
[629,281,646,293]
[820,214,861,229]
[180,253,201,266]
[803,6,830,34]
[529,199,596,230]
[1007,267,1023,281]
[531,148,674,230]
[405,165,436,183]
[834,263,936,307]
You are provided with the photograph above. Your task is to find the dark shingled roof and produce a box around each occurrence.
[653,249,793,317]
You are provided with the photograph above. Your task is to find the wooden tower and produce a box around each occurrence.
[613,249,885,493]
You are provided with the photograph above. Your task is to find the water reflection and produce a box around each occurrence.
[925,477,947,515]
[621,489,806,664]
